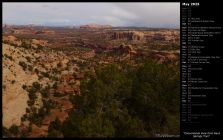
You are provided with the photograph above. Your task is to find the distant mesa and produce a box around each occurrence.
[80,24,112,29]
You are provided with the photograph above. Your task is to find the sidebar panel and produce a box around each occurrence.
[181,1,222,138]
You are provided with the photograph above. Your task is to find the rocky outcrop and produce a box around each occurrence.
[3,35,17,42]
[3,44,39,128]
[2,35,22,46]
[118,44,133,53]
[135,49,179,64]
[35,30,55,35]
[144,30,180,42]
[31,39,48,48]
[82,50,96,59]
[112,31,144,41]
[3,35,48,48]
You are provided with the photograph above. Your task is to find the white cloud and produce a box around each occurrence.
[3,2,179,28]
[111,7,137,20]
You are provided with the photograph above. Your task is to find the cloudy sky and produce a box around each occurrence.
[3,2,180,28]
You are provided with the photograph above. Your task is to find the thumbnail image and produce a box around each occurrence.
[2,2,180,138]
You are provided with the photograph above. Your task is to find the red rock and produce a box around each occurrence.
[61,74,73,82]
[75,73,84,80]
[28,124,47,137]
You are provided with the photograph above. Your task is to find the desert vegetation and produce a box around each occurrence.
[3,25,179,138]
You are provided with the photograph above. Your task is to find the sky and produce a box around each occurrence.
[3,2,180,28]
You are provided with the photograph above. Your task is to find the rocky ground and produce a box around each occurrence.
[2,26,180,137]
[3,37,81,137]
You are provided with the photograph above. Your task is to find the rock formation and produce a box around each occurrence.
[112,31,144,41]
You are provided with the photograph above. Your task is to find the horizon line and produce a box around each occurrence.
[3,23,180,29]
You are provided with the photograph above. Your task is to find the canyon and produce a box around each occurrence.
[2,24,180,137]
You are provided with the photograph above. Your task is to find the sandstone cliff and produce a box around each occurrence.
[112,31,144,41]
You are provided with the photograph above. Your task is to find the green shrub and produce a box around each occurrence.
[19,61,27,71]
[61,60,179,137]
